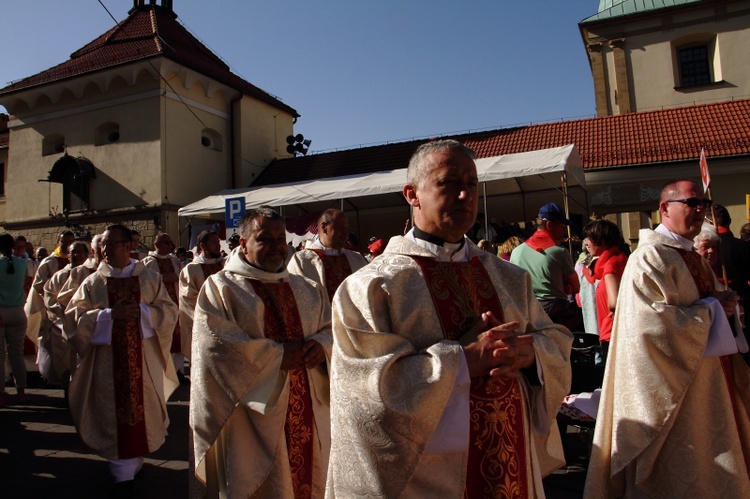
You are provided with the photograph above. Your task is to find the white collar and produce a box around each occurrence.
[655,224,696,251]
[309,238,344,255]
[405,229,469,262]
[102,260,136,278]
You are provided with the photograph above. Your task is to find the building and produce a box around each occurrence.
[580,0,750,116]
[0,0,298,249]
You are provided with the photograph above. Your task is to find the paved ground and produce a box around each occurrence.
[1,373,589,498]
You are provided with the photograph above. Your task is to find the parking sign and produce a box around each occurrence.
[225,197,245,230]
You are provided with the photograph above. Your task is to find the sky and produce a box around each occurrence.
[1,1,600,154]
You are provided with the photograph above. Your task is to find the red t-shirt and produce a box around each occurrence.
[592,247,628,342]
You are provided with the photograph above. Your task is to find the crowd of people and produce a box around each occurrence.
[2,139,750,498]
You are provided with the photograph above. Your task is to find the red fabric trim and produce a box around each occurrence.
[524,231,557,252]
[106,276,149,459]
[310,250,353,303]
[250,280,315,499]
[154,258,181,352]
[411,256,528,498]
[673,248,713,299]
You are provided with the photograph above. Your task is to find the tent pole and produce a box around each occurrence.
[562,172,572,253]
[483,182,489,242]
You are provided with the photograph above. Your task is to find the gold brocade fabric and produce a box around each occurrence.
[327,236,572,498]
[287,248,367,302]
[190,251,332,498]
[412,256,528,499]
[64,262,178,460]
[251,280,315,499]
[106,276,149,458]
[309,251,353,304]
[585,229,750,498]
[143,255,181,352]
[178,259,225,359]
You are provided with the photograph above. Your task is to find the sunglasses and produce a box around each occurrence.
[665,197,712,209]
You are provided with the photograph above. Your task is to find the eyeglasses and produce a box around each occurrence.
[102,240,129,248]
[666,197,712,209]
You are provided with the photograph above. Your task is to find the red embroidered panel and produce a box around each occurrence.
[412,256,528,499]
[199,261,223,279]
[310,250,352,303]
[154,258,181,352]
[250,280,315,499]
[106,276,149,459]
[674,248,714,299]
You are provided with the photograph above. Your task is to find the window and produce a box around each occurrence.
[679,45,711,87]
[201,129,222,151]
[42,133,66,156]
[95,122,120,146]
[47,154,96,212]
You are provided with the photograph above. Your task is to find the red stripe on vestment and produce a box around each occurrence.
[106,276,149,459]
[250,280,315,499]
[411,256,528,499]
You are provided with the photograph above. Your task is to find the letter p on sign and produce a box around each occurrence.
[225,197,246,229]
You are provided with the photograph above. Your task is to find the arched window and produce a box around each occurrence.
[42,133,66,156]
[47,154,96,212]
[95,122,120,146]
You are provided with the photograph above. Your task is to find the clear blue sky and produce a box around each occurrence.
[1,1,599,153]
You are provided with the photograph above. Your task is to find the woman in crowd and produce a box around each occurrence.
[581,220,628,364]
[694,223,721,278]
[0,233,29,406]
[496,235,523,261]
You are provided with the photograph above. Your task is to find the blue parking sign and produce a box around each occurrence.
[225,197,245,229]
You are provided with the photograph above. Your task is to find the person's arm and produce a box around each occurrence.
[565,271,580,295]
[604,273,620,316]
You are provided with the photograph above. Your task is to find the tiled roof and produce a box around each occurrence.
[581,0,701,24]
[253,98,750,186]
[0,5,298,117]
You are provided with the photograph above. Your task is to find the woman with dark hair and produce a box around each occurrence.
[581,220,628,364]
[0,233,29,406]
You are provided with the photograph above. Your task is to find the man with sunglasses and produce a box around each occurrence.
[586,179,750,498]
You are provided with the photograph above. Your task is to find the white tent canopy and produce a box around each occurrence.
[178,144,585,218]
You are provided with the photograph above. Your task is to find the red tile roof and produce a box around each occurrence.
[254,98,750,186]
[0,5,298,117]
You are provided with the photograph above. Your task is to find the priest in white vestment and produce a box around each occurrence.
[142,232,185,373]
[287,209,368,303]
[177,229,225,360]
[42,241,93,384]
[65,224,178,494]
[327,140,572,498]
[191,207,332,498]
[585,180,750,498]
[25,230,76,375]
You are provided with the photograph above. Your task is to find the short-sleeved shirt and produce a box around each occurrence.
[510,242,575,301]
[0,256,28,307]
[592,248,628,342]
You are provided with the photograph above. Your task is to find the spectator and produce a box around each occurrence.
[0,233,29,406]
[496,235,523,261]
[581,220,628,364]
[510,203,582,331]
[740,222,750,242]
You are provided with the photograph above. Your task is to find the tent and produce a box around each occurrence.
[178,144,587,245]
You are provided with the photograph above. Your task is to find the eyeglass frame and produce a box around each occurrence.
[665,197,712,209]
[101,240,129,248]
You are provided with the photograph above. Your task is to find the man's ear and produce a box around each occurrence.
[403,184,419,208]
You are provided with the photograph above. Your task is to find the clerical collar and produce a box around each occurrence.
[655,224,695,252]
[413,226,465,251]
